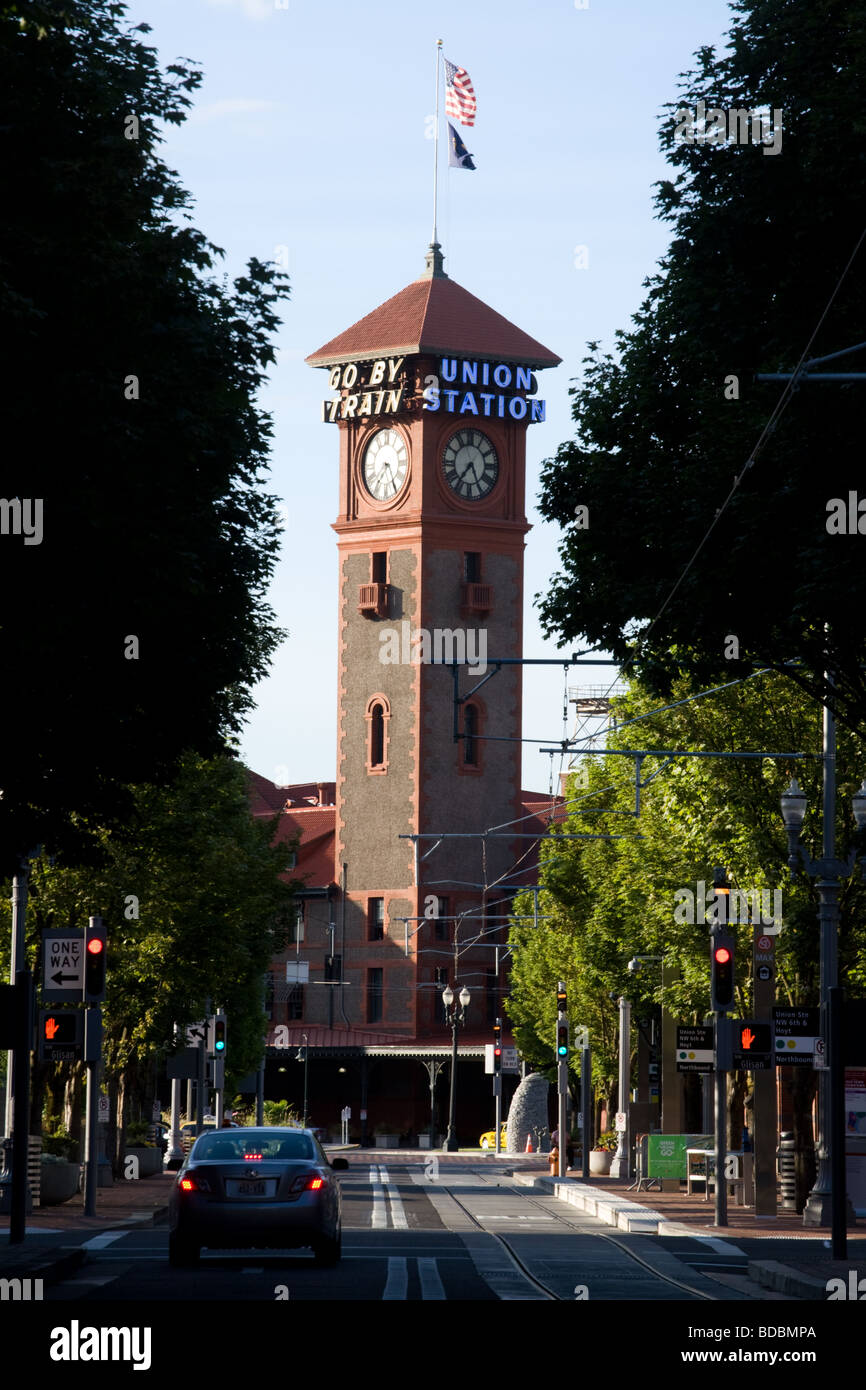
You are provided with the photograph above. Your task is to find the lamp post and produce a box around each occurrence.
[296,1034,309,1129]
[781,768,866,1250]
[442,984,470,1152]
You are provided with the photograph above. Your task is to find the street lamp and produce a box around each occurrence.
[442,984,470,1152]
[296,1033,309,1128]
[780,774,866,1247]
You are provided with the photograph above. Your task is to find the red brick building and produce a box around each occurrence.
[250,245,561,1144]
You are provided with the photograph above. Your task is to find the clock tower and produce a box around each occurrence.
[306,243,560,1047]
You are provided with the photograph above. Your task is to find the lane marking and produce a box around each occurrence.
[379,1166,408,1230]
[418,1257,446,1300]
[81,1232,127,1251]
[382,1256,408,1299]
[370,1164,388,1229]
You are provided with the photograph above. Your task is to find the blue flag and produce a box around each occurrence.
[447,122,476,170]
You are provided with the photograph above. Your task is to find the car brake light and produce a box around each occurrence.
[179,1172,210,1192]
[308,1177,324,1190]
[243,1153,263,1161]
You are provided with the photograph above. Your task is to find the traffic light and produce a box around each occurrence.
[710,933,735,1011]
[213,1015,227,1056]
[711,866,731,926]
[556,983,567,1013]
[39,1009,84,1059]
[84,915,107,1002]
[492,1019,502,1073]
[556,1018,569,1059]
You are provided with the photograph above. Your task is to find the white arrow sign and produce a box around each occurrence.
[42,933,84,1000]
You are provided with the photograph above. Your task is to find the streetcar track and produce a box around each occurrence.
[435,1169,718,1302]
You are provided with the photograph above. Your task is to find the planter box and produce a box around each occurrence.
[40,1161,82,1206]
[589,1150,613,1176]
[124,1147,162,1178]
[374,1135,399,1148]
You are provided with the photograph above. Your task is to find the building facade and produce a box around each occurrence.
[253,245,560,1144]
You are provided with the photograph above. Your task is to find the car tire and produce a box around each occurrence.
[168,1231,200,1268]
[313,1230,341,1267]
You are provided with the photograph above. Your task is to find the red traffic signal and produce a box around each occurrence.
[84,916,107,1001]
[710,934,735,1011]
[492,1020,502,1072]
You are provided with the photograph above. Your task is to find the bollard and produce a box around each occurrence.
[549,1147,559,1176]
[776,1130,797,1211]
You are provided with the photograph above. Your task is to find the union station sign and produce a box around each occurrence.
[321,355,546,423]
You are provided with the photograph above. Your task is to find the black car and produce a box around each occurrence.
[168,1127,348,1268]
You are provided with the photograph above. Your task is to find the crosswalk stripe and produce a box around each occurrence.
[378,1165,408,1229]
[382,1256,408,1299]
[370,1164,388,1228]
[417,1258,446,1300]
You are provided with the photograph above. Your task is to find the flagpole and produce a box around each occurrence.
[432,39,442,244]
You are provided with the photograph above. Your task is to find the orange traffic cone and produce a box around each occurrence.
[525,1134,533,1153]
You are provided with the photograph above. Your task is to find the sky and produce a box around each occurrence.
[125,0,735,791]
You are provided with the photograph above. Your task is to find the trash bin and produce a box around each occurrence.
[777,1130,797,1211]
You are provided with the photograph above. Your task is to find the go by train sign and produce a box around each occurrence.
[321,355,546,423]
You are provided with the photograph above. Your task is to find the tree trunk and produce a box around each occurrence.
[64,1065,85,1160]
[728,1071,748,1151]
[792,1067,817,1212]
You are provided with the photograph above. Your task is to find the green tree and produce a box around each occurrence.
[0,1,288,870]
[5,756,297,1169]
[536,0,866,731]
[508,671,866,1199]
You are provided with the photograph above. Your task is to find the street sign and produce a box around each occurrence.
[186,1020,207,1046]
[501,1046,520,1073]
[98,1093,110,1122]
[676,1025,714,1073]
[773,1007,820,1066]
[732,1019,773,1069]
[38,1008,84,1060]
[41,931,84,1002]
[575,1027,589,1050]
[614,1111,627,1132]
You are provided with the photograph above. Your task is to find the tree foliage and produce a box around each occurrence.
[2,756,297,1098]
[0,1,289,870]
[507,672,866,1103]
[536,0,866,732]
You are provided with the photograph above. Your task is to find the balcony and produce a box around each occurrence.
[358,582,390,618]
[460,582,493,614]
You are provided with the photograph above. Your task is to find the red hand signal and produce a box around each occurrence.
[741,1027,756,1050]
[45,1016,60,1040]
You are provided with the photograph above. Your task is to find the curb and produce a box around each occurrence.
[512,1172,667,1233]
[747,1259,830,1300]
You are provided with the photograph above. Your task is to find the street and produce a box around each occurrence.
[40,1158,780,1303]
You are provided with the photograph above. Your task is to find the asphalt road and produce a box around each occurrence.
[38,1159,783,1302]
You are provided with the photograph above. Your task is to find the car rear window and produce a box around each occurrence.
[192,1132,315,1161]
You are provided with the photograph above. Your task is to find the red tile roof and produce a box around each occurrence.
[306,273,561,369]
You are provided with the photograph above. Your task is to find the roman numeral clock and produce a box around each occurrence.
[305,243,560,1039]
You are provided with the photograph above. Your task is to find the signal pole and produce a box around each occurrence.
[492,1019,502,1154]
[710,870,734,1227]
[556,983,568,1178]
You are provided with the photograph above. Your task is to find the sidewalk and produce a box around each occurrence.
[0,1169,174,1281]
[512,1165,866,1299]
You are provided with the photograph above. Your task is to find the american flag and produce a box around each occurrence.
[444,59,476,127]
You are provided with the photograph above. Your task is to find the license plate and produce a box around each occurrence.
[226,1179,274,1197]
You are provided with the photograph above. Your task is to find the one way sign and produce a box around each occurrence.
[42,930,84,1002]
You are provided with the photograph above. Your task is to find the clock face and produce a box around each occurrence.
[442,430,499,500]
[362,429,409,501]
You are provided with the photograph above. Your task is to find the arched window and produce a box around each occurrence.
[365,695,390,773]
